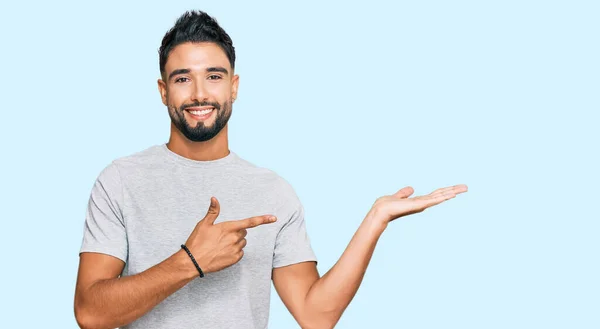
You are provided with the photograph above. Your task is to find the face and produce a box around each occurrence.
[158,42,239,142]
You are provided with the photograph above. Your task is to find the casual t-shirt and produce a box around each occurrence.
[79,144,317,329]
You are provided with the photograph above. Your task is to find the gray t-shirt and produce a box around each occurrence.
[79,144,317,329]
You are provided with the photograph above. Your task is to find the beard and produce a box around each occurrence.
[168,99,232,142]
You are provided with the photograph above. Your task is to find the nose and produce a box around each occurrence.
[191,80,209,103]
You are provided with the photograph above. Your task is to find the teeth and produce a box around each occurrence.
[189,109,213,116]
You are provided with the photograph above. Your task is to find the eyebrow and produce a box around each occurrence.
[206,67,229,75]
[168,67,229,80]
[168,68,190,80]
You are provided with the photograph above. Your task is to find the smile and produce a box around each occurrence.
[185,108,215,120]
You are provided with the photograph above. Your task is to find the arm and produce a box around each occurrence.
[272,212,384,329]
[273,184,468,329]
[75,196,276,329]
[74,250,197,329]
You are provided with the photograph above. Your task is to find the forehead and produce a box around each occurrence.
[165,42,231,72]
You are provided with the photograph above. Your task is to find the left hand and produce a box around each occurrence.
[369,184,468,225]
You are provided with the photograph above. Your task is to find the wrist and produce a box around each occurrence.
[173,248,203,280]
[363,209,388,235]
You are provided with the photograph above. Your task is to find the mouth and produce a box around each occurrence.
[185,107,215,121]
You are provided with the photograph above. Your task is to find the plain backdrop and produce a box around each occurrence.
[0,0,598,328]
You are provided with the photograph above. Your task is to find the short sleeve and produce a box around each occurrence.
[272,182,317,268]
[79,163,128,262]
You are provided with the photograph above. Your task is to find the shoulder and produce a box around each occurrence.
[91,145,163,187]
[234,154,300,201]
[111,144,165,169]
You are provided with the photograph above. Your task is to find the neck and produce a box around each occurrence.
[166,123,230,161]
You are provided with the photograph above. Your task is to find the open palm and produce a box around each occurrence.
[372,184,468,223]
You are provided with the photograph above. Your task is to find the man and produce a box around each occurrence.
[74,10,467,329]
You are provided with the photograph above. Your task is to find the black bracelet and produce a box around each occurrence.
[181,244,205,278]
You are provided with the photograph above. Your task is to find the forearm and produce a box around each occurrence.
[75,250,197,329]
[304,212,386,327]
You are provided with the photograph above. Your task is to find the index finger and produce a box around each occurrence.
[226,215,277,231]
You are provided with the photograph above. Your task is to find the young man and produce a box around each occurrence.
[74,10,467,329]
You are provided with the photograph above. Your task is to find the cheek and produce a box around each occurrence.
[166,86,189,106]
[167,98,184,112]
[165,96,180,114]
[207,83,231,100]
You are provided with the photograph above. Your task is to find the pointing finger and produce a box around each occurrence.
[227,215,277,230]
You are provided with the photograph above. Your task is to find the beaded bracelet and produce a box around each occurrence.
[181,244,205,278]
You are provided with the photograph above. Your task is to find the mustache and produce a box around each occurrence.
[179,101,221,111]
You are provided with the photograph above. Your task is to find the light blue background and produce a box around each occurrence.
[1,0,598,328]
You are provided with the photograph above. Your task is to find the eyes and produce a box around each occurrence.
[174,75,222,83]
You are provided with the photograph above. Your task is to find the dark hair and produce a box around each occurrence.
[159,10,236,77]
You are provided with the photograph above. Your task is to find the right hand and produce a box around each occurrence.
[183,196,277,274]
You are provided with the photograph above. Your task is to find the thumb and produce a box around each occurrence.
[201,197,220,225]
[393,186,414,199]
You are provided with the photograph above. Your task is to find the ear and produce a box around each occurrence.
[157,78,168,106]
[231,74,239,103]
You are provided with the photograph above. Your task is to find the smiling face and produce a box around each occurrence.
[158,42,239,142]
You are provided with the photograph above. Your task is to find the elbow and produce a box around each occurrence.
[74,301,106,329]
[74,305,91,329]
[303,320,337,329]
[300,311,340,329]
[74,304,96,329]
[300,297,346,329]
